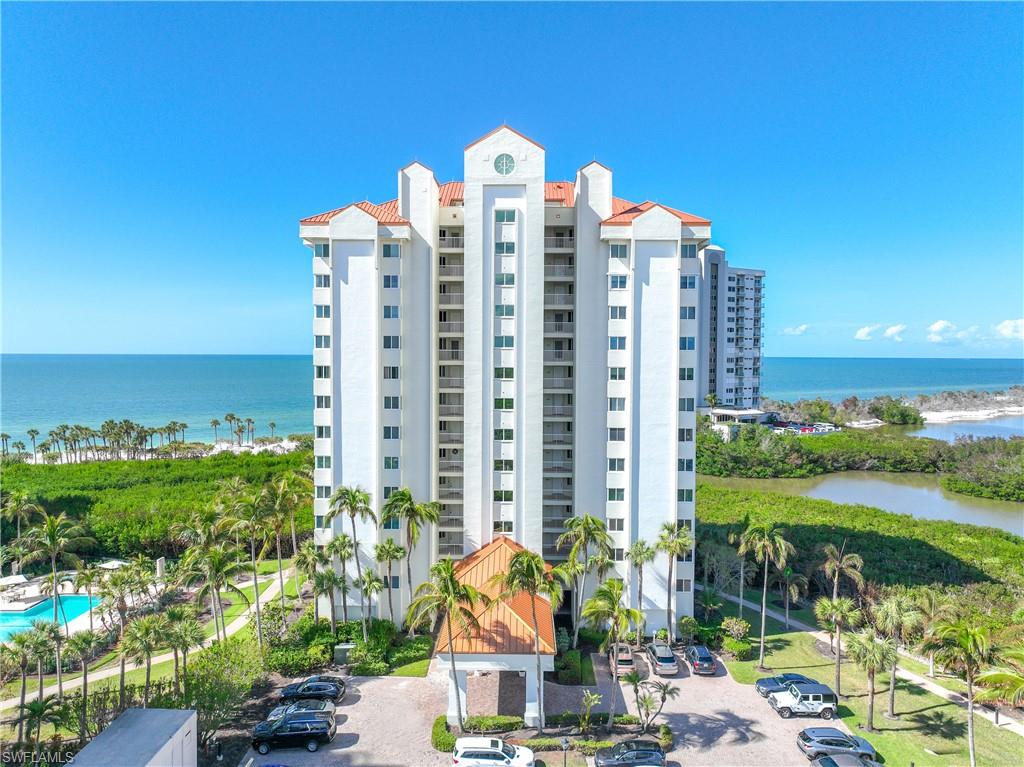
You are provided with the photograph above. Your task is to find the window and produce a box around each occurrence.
[680,306,696,320]
[314,335,330,349]
[677,488,694,502]
[608,397,625,411]
[495,273,515,286]
[382,243,400,258]
[607,488,625,501]
[495,304,515,317]
[494,459,514,471]
[679,336,695,350]
[315,395,331,408]
[315,304,330,319]
[315,485,331,499]
[493,490,514,502]
[384,365,400,379]
[608,458,625,471]
[495,209,516,223]
[609,367,626,381]
[388,575,400,589]
[314,243,330,259]
[494,335,514,348]
[383,335,400,349]
[494,428,514,441]
[610,244,628,259]
[384,305,399,319]
[494,397,514,410]
[678,458,694,472]
[383,486,398,499]
[384,456,399,470]
[679,367,694,381]
[612,548,625,561]
[609,336,626,350]
[608,517,624,532]
[314,365,330,379]
[680,275,696,289]
[383,426,400,439]
[382,516,399,530]
[608,428,625,441]
[384,396,400,409]
[679,428,693,442]
[383,274,399,288]
[676,579,692,592]
[316,455,331,469]
[681,243,697,259]
[315,514,328,529]
[315,425,331,439]
[493,520,514,534]
[315,274,331,288]
[609,275,628,290]
[494,367,514,379]
[609,306,627,320]
[679,397,695,411]
[495,241,515,255]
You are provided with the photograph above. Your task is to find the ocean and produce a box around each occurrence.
[1,355,1022,444]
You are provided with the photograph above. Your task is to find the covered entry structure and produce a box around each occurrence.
[435,537,557,727]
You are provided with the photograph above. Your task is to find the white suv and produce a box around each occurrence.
[453,737,535,766]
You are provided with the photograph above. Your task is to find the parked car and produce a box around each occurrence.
[609,642,635,677]
[685,645,716,675]
[279,676,345,703]
[452,737,535,766]
[593,739,666,767]
[768,682,838,719]
[811,754,883,767]
[755,672,818,698]
[645,642,679,675]
[267,698,336,721]
[251,711,336,754]
[797,728,877,761]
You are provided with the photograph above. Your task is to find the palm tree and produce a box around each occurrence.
[275,471,311,593]
[122,614,167,706]
[581,578,640,732]
[640,679,680,733]
[314,569,345,634]
[9,631,33,743]
[73,564,102,633]
[381,488,439,635]
[170,615,205,696]
[696,587,723,622]
[727,514,751,619]
[920,620,992,767]
[32,619,64,699]
[1,491,41,574]
[359,571,385,619]
[210,418,221,444]
[226,484,270,649]
[875,590,922,719]
[626,540,656,645]
[815,596,862,697]
[27,428,39,461]
[0,433,9,456]
[326,533,355,624]
[846,627,897,732]
[772,567,809,630]
[917,587,950,677]
[19,511,96,627]
[163,605,193,695]
[269,421,277,438]
[978,645,1024,707]
[184,542,249,641]
[26,627,53,705]
[374,539,406,624]
[557,514,612,648]
[328,486,376,641]
[15,695,65,755]
[820,541,864,600]
[408,558,489,731]
[67,630,105,739]
[294,539,328,617]
[656,522,693,643]
[739,522,795,670]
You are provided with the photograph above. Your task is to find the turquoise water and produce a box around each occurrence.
[0,595,101,641]
[1,354,1021,443]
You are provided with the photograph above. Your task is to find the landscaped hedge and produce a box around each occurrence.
[463,715,524,733]
[722,637,753,661]
[555,649,583,684]
[510,737,615,755]
[432,715,456,752]
[545,712,640,727]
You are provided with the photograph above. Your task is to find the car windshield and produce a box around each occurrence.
[818,759,839,767]
[656,648,673,660]
[612,743,629,756]
[501,744,516,758]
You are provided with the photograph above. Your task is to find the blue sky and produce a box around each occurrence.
[2,2,1022,358]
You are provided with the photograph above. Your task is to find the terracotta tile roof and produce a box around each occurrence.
[465,125,545,151]
[299,199,409,226]
[545,181,575,206]
[438,181,464,206]
[604,197,710,227]
[434,536,557,657]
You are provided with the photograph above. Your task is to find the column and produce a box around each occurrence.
[446,669,468,726]
[523,667,542,727]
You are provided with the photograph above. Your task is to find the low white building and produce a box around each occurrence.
[72,708,197,767]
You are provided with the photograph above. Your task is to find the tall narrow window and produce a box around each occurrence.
[315,305,330,319]
[382,243,400,258]
[315,274,331,288]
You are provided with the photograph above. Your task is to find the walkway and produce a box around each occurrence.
[0,569,290,711]
[705,586,1024,738]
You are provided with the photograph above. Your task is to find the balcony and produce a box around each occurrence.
[543,404,574,417]
[544,265,575,279]
[438,543,463,557]
[439,293,464,306]
[544,321,574,334]
[543,461,573,473]
[438,349,464,361]
[544,236,575,250]
[438,515,463,529]
[544,349,574,363]
[438,322,464,334]
[438,377,464,390]
[438,265,464,278]
[543,377,573,390]
[543,488,574,501]
[438,460,463,473]
[439,237,464,249]
[544,293,575,307]
[438,405,464,417]
[438,431,465,444]
[542,432,574,445]
[438,486,464,501]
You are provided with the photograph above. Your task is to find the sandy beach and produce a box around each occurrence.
[921,405,1024,423]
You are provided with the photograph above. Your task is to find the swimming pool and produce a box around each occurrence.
[0,595,102,641]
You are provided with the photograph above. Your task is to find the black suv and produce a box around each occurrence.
[755,672,817,697]
[594,739,666,767]
[279,675,346,703]
[251,711,336,754]
[685,645,716,675]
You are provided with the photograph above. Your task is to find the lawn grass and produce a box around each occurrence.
[897,653,969,696]
[719,601,1021,767]
[580,652,596,686]
[389,658,431,677]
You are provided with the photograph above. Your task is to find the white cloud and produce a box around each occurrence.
[782,324,809,336]
[883,324,907,342]
[854,324,880,341]
[927,320,956,343]
[994,318,1024,340]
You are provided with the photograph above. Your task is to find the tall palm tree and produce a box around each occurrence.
[2,491,41,562]
[294,539,328,617]
[739,522,795,670]
[210,418,221,444]
[409,559,489,732]
[269,421,277,438]
[26,627,53,705]
[73,564,102,633]
[875,590,922,719]
[557,514,612,648]
[328,486,376,641]
[359,571,385,619]
[27,428,39,461]
[67,630,105,740]
[374,539,406,624]
[19,511,96,627]
[325,533,354,624]
[845,627,897,732]
[163,605,193,695]
[122,614,167,706]
[184,542,249,641]
[815,596,861,697]
[9,631,33,743]
[696,588,724,623]
[820,541,864,600]
[15,695,65,756]
[726,512,751,619]
[32,620,64,699]
[275,471,311,592]
[581,578,640,733]
[656,522,692,643]
[921,620,992,767]
[625,539,656,645]
[226,484,270,649]
[314,569,345,634]
[382,488,439,635]
[490,550,564,732]
[170,615,205,696]
[977,645,1024,707]
[772,567,809,630]
[917,587,950,677]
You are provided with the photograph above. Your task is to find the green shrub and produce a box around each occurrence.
[546,712,639,727]
[347,642,388,676]
[577,627,607,648]
[463,715,524,733]
[509,737,613,755]
[722,637,753,661]
[555,649,582,684]
[387,635,433,668]
[658,723,673,750]
[576,740,616,756]
[431,715,456,752]
[721,617,750,641]
[555,627,571,654]
[696,624,722,648]
[287,433,315,451]
[264,647,318,676]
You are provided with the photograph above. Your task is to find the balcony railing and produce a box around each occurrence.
[438,460,463,473]
[438,487,464,500]
[544,349,574,363]
[438,265,464,277]
[544,236,575,249]
[438,405,464,417]
[438,378,464,389]
[438,322,464,334]
[544,321,574,334]
[544,293,575,306]
[438,543,463,557]
[439,293,464,306]
[543,378,573,390]
[543,461,573,473]
[543,405,574,417]
[439,237,464,249]
[438,349,464,361]
[544,265,575,278]
[438,431,465,444]
[542,432,574,445]
[438,516,463,528]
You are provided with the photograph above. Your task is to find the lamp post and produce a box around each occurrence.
[561,736,570,767]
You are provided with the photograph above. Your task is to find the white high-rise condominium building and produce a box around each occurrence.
[298,125,763,630]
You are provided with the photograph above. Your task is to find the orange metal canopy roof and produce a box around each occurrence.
[299,199,409,226]
[434,536,557,657]
[603,197,710,226]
